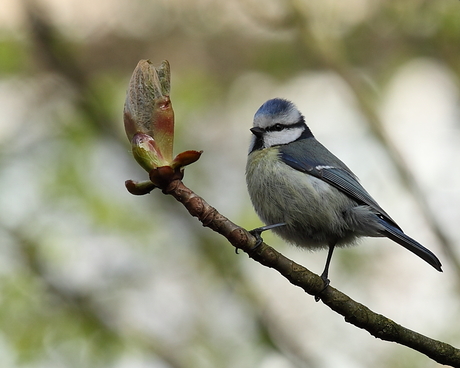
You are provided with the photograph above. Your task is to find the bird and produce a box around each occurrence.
[245,98,442,290]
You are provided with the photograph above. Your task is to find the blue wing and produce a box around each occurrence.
[279,139,442,272]
[279,140,401,230]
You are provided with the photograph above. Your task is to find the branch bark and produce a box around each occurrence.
[149,178,460,367]
[122,56,458,366]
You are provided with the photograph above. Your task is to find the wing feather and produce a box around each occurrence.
[279,144,401,230]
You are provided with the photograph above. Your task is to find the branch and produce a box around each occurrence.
[123,59,460,367]
[129,177,460,367]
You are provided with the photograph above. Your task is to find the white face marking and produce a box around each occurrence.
[250,99,309,151]
[263,127,304,148]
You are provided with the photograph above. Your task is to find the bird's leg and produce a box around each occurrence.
[243,223,286,253]
[321,243,335,283]
[315,243,335,302]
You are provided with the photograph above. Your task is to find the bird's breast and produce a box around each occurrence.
[246,148,357,248]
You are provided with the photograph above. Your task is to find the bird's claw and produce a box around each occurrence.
[248,229,264,252]
[235,228,264,254]
[246,223,286,253]
[314,276,330,302]
[235,223,287,254]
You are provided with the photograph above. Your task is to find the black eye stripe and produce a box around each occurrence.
[266,123,284,132]
[265,121,306,132]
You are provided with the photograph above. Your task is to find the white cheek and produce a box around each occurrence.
[264,128,303,147]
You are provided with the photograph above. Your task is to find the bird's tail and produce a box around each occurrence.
[378,219,442,272]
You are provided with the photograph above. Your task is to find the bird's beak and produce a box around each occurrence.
[250,127,264,137]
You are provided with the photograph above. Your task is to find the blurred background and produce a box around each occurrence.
[1,0,460,367]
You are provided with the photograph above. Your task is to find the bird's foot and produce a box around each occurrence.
[241,223,286,254]
[235,228,262,254]
[314,274,330,302]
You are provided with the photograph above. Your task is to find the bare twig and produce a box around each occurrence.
[123,56,459,366]
[138,177,460,367]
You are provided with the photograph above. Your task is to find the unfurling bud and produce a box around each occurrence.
[131,133,168,172]
[124,59,174,163]
[123,60,201,192]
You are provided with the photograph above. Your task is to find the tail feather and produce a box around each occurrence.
[378,219,442,272]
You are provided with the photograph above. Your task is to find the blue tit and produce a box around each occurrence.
[246,98,442,287]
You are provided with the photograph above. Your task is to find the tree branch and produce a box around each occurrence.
[123,58,459,367]
[133,177,460,367]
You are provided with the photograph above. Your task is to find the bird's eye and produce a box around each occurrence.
[272,124,284,131]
